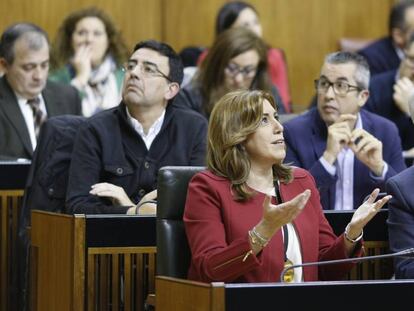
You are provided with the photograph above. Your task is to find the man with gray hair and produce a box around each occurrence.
[0,23,81,160]
[283,51,406,210]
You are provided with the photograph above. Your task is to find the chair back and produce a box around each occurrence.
[15,115,85,310]
[156,166,205,278]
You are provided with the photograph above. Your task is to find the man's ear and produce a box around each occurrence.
[164,82,180,100]
[358,89,369,108]
[0,58,8,73]
[392,28,406,48]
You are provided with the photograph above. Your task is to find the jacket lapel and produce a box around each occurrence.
[311,109,335,209]
[42,82,59,116]
[311,109,329,159]
[353,111,372,207]
[0,77,33,154]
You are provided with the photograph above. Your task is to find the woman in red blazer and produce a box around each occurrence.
[184,90,390,283]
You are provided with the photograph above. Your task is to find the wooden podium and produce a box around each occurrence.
[30,211,156,311]
[156,276,414,310]
[29,208,391,310]
[155,209,397,310]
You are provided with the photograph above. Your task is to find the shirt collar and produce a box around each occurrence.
[125,106,166,138]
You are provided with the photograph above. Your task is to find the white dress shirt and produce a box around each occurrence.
[126,107,165,150]
[270,186,303,282]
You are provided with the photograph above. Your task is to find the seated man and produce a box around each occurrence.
[365,32,414,151]
[283,51,406,210]
[0,23,81,160]
[358,0,414,76]
[387,94,414,279]
[66,40,207,215]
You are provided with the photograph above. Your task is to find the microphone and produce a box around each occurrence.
[280,247,414,282]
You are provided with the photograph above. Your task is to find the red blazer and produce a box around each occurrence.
[184,168,361,283]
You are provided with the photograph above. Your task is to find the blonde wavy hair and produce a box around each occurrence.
[207,90,292,201]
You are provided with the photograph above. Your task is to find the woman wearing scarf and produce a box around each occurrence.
[50,7,128,117]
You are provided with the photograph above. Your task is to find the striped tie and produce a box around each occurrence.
[27,97,46,138]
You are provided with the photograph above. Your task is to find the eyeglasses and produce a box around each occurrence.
[122,60,172,82]
[314,78,362,96]
[225,63,257,78]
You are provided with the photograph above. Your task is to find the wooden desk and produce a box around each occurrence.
[155,209,394,310]
[0,161,29,311]
[30,211,156,311]
[156,276,414,310]
[0,190,24,311]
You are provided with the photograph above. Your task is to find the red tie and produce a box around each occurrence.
[27,97,46,138]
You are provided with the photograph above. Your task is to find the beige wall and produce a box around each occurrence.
[0,0,397,111]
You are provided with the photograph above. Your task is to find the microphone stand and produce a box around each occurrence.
[280,247,414,283]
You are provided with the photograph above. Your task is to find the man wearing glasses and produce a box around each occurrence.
[66,40,207,214]
[283,51,406,210]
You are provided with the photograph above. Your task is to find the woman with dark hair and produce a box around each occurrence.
[49,7,128,116]
[175,27,284,118]
[198,1,291,112]
[184,90,390,283]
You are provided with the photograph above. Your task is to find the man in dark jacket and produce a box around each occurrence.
[387,85,414,279]
[358,0,414,76]
[66,40,208,215]
[365,32,414,152]
[0,23,81,160]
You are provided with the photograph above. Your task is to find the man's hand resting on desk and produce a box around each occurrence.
[132,190,157,215]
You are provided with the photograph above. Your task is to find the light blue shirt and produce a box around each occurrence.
[319,113,388,210]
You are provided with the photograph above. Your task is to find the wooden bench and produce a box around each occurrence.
[30,211,156,311]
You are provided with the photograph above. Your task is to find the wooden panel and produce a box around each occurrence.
[86,250,156,311]
[0,0,397,111]
[0,190,24,311]
[111,255,120,311]
[135,254,144,311]
[162,0,395,111]
[248,0,394,110]
[157,277,414,310]
[161,0,225,50]
[156,276,225,311]
[30,212,156,310]
[73,215,85,311]
[31,211,85,311]
[87,255,96,311]
[0,0,162,52]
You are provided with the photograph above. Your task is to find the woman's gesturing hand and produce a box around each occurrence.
[347,188,392,240]
[256,189,311,240]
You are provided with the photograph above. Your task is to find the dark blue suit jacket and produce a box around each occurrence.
[283,108,406,210]
[365,69,414,150]
[358,37,400,76]
[387,166,414,279]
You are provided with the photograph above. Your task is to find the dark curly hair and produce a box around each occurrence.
[51,7,128,68]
